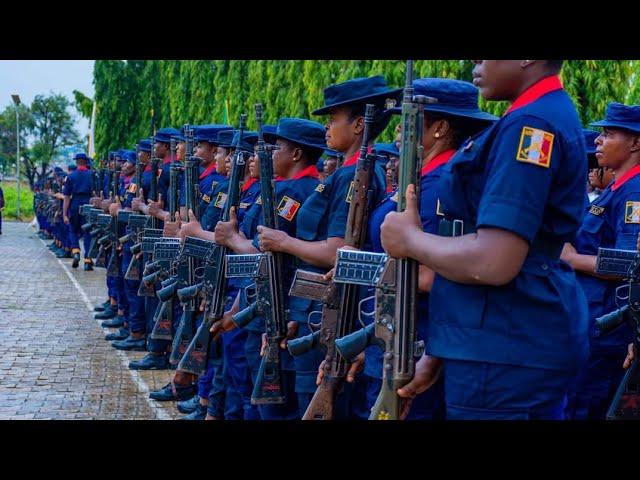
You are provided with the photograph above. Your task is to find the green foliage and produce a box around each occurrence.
[0,103,31,175]
[72,90,93,119]
[1,180,34,220]
[94,60,640,154]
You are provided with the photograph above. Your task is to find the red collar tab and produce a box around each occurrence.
[293,165,319,180]
[77,165,89,171]
[241,177,258,193]
[162,157,171,165]
[505,75,563,116]
[144,164,152,172]
[342,146,373,168]
[199,163,217,180]
[421,149,456,177]
[612,165,640,191]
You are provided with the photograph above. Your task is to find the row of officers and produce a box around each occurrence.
[38,60,640,420]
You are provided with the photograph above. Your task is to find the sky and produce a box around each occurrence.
[0,60,95,137]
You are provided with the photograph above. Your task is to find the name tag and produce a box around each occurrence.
[589,205,604,216]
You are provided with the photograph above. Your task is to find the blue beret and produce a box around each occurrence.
[138,139,152,153]
[154,127,181,144]
[388,78,497,124]
[590,102,640,135]
[313,75,402,115]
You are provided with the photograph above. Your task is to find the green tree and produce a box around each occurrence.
[24,93,79,188]
[0,103,32,178]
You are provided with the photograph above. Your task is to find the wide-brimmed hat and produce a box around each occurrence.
[312,75,402,115]
[590,102,640,135]
[270,118,326,150]
[388,78,497,124]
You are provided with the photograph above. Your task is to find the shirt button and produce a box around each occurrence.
[541,264,548,271]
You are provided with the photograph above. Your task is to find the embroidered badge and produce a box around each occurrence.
[202,194,211,204]
[390,192,399,203]
[589,205,604,216]
[214,192,227,209]
[346,181,355,204]
[256,196,262,205]
[516,126,554,168]
[239,202,250,210]
[315,183,325,193]
[436,198,445,216]
[277,196,301,222]
[625,201,640,224]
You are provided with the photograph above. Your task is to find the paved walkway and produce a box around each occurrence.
[0,221,180,419]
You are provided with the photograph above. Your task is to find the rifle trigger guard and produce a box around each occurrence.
[306,310,322,331]
[358,295,376,328]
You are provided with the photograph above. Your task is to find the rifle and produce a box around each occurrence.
[146,238,183,340]
[121,158,146,280]
[136,228,165,297]
[94,213,113,268]
[286,103,380,420]
[331,60,435,420]
[106,162,122,277]
[176,114,249,374]
[593,247,640,419]
[222,103,288,404]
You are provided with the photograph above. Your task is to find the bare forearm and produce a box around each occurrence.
[63,196,70,217]
[282,236,345,269]
[405,229,527,286]
[567,252,622,281]
[227,234,259,254]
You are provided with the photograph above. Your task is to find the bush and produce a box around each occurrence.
[1,180,34,221]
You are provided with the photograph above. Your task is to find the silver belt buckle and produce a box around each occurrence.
[452,219,464,237]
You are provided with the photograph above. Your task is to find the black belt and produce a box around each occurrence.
[438,218,563,260]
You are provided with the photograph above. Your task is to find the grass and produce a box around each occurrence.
[1,180,34,221]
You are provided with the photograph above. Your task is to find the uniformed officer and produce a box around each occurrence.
[205,117,326,419]
[320,148,339,181]
[562,103,640,420]
[62,152,94,269]
[372,142,400,192]
[380,60,590,419]
[354,78,497,420]
[257,75,399,418]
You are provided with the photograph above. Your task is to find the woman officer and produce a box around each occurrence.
[562,103,640,420]
[356,78,497,420]
[380,60,590,420]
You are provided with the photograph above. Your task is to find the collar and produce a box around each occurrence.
[241,177,258,193]
[612,165,640,191]
[504,75,563,116]
[199,163,217,180]
[275,164,321,182]
[342,146,373,168]
[421,149,456,177]
[144,164,152,172]
[77,165,89,171]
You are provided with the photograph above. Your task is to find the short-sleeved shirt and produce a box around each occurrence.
[63,166,93,211]
[178,163,226,218]
[427,75,590,372]
[574,168,640,352]
[295,149,387,273]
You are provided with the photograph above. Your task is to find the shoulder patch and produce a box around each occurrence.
[315,183,325,193]
[390,191,399,203]
[516,126,554,168]
[256,196,262,205]
[277,196,301,222]
[202,194,211,204]
[345,181,355,204]
[214,192,227,209]
[436,198,445,216]
[589,205,604,216]
[239,202,251,210]
[625,201,640,224]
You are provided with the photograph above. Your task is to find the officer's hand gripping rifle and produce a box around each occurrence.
[332,60,436,420]
[594,247,640,419]
[286,103,379,420]
[223,103,288,404]
[176,114,249,374]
